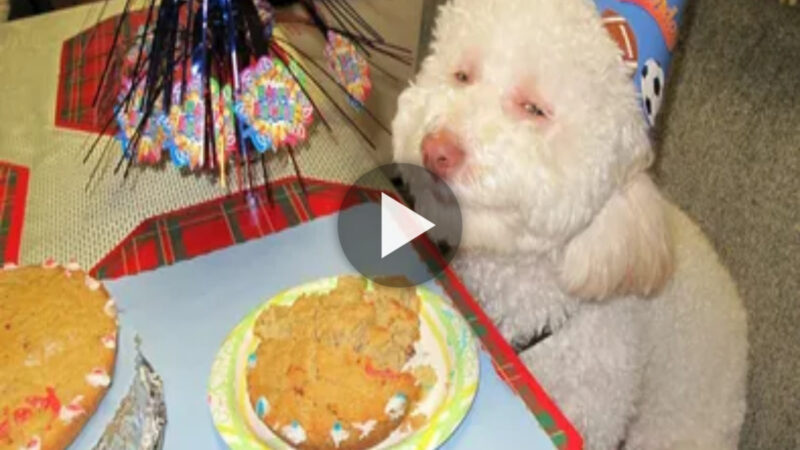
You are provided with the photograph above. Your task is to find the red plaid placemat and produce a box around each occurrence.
[0,162,29,266]
[55,10,148,134]
[90,176,582,449]
[90,178,353,279]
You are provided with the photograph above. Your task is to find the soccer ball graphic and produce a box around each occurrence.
[640,58,665,126]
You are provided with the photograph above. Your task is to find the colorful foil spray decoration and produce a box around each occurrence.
[236,56,315,153]
[210,79,237,187]
[115,30,169,165]
[115,79,169,164]
[324,31,371,107]
[83,0,413,196]
[166,75,206,170]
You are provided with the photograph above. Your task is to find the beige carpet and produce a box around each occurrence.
[653,0,800,448]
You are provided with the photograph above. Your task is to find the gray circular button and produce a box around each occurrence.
[337,163,462,287]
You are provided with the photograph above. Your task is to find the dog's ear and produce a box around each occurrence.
[558,173,673,300]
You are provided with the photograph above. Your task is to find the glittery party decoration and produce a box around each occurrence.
[115,79,168,164]
[114,34,169,164]
[85,0,412,193]
[166,75,205,169]
[210,78,237,185]
[236,56,314,153]
[324,31,372,107]
[253,0,275,41]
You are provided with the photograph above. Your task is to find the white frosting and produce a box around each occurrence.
[352,420,376,439]
[19,435,41,450]
[44,341,63,358]
[65,260,81,271]
[85,275,101,291]
[58,396,85,423]
[280,421,307,445]
[85,369,111,387]
[330,423,350,447]
[3,262,17,270]
[104,299,117,318]
[384,394,408,420]
[101,333,116,349]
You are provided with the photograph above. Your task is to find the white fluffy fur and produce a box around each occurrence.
[392,0,748,448]
[560,173,673,300]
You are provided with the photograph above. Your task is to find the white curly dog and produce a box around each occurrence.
[391,0,748,448]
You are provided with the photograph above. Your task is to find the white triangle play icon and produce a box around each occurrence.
[380,193,435,258]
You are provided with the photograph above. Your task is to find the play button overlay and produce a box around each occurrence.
[381,193,435,258]
[337,163,462,287]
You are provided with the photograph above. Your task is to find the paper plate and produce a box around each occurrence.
[208,276,479,449]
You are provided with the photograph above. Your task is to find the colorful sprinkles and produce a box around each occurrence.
[255,396,270,419]
[280,420,307,445]
[330,421,350,447]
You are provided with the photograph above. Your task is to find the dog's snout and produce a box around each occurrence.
[421,129,465,179]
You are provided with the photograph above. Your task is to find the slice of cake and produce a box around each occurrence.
[247,276,422,449]
[0,264,118,450]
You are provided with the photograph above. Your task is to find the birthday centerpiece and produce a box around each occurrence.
[85,0,409,192]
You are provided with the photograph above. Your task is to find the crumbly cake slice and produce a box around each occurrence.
[247,337,419,449]
[247,276,422,449]
[0,264,118,450]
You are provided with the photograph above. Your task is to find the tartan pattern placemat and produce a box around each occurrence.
[55,10,148,134]
[90,176,582,449]
[0,162,29,266]
[90,177,354,279]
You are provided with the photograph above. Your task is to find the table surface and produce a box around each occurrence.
[69,204,556,449]
[0,2,578,447]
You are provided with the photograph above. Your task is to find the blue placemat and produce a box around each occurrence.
[69,204,556,449]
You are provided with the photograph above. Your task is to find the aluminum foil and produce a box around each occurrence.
[93,337,167,450]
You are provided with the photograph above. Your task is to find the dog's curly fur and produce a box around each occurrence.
[391,0,748,448]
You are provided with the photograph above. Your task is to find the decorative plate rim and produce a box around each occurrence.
[207,276,479,450]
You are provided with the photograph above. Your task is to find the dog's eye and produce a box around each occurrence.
[454,70,470,84]
[521,102,546,117]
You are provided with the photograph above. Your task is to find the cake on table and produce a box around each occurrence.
[0,263,117,450]
[246,276,425,449]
